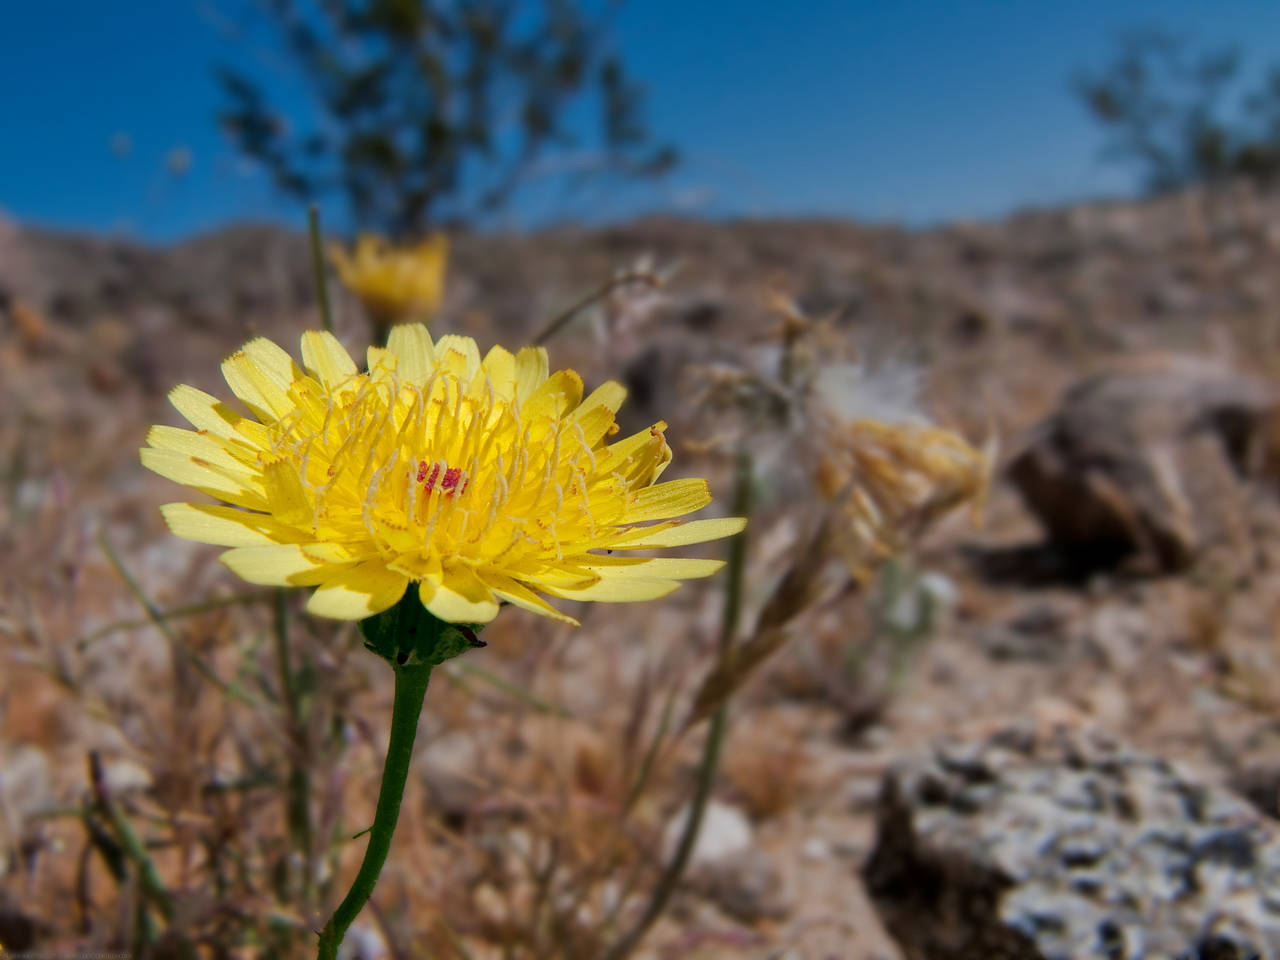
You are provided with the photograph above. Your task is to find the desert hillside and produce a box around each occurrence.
[6,183,1280,958]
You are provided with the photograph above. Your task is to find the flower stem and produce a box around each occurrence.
[308,205,335,334]
[317,660,433,959]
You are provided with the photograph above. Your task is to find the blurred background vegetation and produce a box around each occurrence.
[217,0,674,238]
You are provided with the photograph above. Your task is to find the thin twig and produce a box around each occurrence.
[275,587,315,904]
[76,590,273,648]
[531,269,664,346]
[446,661,573,717]
[623,682,679,815]
[436,916,478,960]
[98,531,257,706]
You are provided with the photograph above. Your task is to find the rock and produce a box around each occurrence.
[337,923,388,960]
[102,756,154,794]
[664,799,753,868]
[1231,762,1280,820]
[864,728,1280,960]
[0,744,52,868]
[1085,603,1148,672]
[702,847,794,923]
[977,598,1080,663]
[802,837,831,862]
[663,801,793,923]
[1008,356,1276,572]
[417,729,487,824]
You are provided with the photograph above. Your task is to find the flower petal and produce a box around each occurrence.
[141,446,268,510]
[386,549,443,582]
[422,563,500,623]
[572,386,626,448]
[432,335,482,382]
[578,556,725,580]
[300,331,358,389]
[386,324,436,384]
[146,424,257,471]
[480,570,579,625]
[598,422,671,485]
[514,346,549,403]
[222,344,295,419]
[366,345,395,379]
[262,461,316,527]
[306,561,409,619]
[523,369,584,422]
[606,516,747,549]
[160,503,302,546]
[623,478,712,522]
[220,543,348,586]
[243,337,302,390]
[577,381,627,418]
[168,385,248,441]
[481,344,517,399]
[543,577,680,602]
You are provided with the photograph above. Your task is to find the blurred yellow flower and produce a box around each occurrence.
[330,233,448,325]
[142,326,743,623]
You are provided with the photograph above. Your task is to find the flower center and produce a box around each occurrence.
[415,459,470,497]
[262,365,626,574]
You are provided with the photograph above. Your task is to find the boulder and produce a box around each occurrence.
[663,800,795,923]
[1008,357,1276,572]
[864,728,1280,960]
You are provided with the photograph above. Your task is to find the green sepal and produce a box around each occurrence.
[357,583,485,667]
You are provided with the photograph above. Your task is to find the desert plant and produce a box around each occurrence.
[217,0,675,237]
[140,321,744,956]
[1077,29,1280,192]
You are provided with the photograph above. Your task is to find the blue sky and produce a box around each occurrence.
[4,0,1280,241]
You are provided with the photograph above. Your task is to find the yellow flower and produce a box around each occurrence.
[330,233,448,324]
[142,326,744,623]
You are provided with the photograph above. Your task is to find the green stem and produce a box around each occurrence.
[317,661,432,959]
[308,205,335,334]
[87,751,174,925]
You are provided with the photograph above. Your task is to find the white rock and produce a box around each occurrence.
[705,847,794,923]
[0,745,52,826]
[103,757,153,794]
[337,924,387,960]
[417,729,484,818]
[802,836,830,862]
[664,799,752,868]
